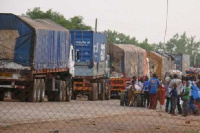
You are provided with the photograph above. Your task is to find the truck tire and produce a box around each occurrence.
[58,80,63,102]
[124,92,129,106]
[0,90,5,101]
[36,79,41,102]
[39,79,46,102]
[120,93,125,106]
[11,89,19,100]
[18,89,26,102]
[66,80,72,102]
[32,79,39,102]
[62,81,67,102]
[72,92,77,100]
[99,81,105,100]
[105,85,111,100]
[88,83,98,101]
[136,95,141,107]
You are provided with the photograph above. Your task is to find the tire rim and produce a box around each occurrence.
[62,81,67,101]
[59,82,63,101]
[33,79,38,102]
[40,79,45,102]
[37,80,41,102]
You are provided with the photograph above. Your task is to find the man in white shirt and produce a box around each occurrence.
[169,74,183,114]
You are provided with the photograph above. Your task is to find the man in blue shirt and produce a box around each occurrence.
[143,76,150,108]
[149,74,160,109]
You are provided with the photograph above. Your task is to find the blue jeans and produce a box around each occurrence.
[187,96,197,114]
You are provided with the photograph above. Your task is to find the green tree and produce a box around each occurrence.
[138,38,154,51]
[106,30,155,51]
[164,32,200,66]
[106,30,138,45]
[24,7,92,30]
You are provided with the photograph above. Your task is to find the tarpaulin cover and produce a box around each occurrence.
[109,44,147,78]
[0,14,33,65]
[0,14,70,70]
[147,51,175,79]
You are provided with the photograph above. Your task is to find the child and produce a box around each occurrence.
[128,80,136,106]
[170,84,178,115]
[181,79,190,117]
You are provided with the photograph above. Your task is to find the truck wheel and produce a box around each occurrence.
[136,95,141,107]
[105,85,111,100]
[99,81,106,100]
[124,92,129,106]
[18,89,26,102]
[62,81,67,102]
[32,79,39,102]
[0,89,5,101]
[105,89,110,100]
[39,79,46,102]
[11,90,19,100]
[88,83,98,101]
[36,79,42,102]
[66,80,72,102]
[72,91,77,100]
[58,81,63,102]
[120,93,125,106]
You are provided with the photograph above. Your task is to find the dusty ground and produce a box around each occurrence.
[0,99,200,133]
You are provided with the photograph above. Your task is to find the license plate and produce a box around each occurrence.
[0,72,13,77]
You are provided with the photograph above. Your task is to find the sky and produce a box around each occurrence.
[1,0,200,43]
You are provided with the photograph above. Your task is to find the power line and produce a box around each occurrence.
[164,0,169,44]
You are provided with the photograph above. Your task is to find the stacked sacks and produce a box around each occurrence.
[168,70,182,79]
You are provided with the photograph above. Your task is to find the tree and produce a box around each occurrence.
[106,30,138,44]
[164,32,200,66]
[106,30,155,51]
[138,38,154,51]
[24,7,92,30]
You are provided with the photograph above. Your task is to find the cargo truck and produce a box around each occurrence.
[0,14,74,102]
[173,54,190,76]
[70,30,110,101]
[108,44,148,97]
[147,51,175,80]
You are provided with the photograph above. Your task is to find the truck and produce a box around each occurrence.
[70,30,110,101]
[147,51,175,80]
[108,44,148,97]
[0,14,74,102]
[173,54,190,76]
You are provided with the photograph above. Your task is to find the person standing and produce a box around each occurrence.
[187,76,199,115]
[169,74,183,114]
[170,84,178,116]
[197,80,200,111]
[149,74,160,109]
[164,75,172,113]
[158,80,166,109]
[181,79,190,117]
[128,80,136,106]
[138,78,144,107]
[143,76,150,108]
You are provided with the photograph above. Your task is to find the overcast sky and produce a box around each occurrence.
[1,0,200,43]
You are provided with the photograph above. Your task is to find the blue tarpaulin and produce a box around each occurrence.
[0,13,70,70]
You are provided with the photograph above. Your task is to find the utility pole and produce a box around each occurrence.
[95,18,97,32]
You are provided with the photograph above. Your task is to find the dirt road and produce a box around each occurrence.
[0,100,200,133]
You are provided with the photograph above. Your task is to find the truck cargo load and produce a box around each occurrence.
[0,13,71,70]
[147,51,175,79]
[108,44,147,78]
[0,13,73,102]
[70,30,107,78]
[173,54,190,75]
[70,30,109,101]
